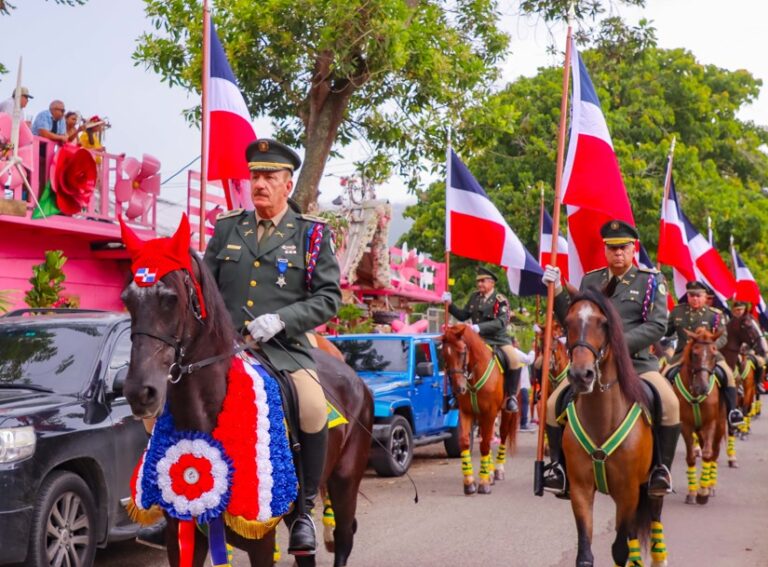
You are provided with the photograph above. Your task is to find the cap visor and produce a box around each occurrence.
[603,237,635,246]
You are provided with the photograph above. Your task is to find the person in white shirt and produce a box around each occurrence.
[511,336,536,430]
[0,86,33,121]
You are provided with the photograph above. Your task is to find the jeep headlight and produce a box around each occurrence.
[0,426,36,463]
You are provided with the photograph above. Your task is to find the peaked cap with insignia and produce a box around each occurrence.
[245,138,301,173]
[600,219,639,246]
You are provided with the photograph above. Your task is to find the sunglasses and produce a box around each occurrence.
[52,107,65,112]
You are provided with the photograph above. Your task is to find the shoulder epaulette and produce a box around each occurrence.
[496,293,509,303]
[637,266,657,273]
[299,213,328,224]
[710,307,723,314]
[217,208,245,220]
[585,267,605,276]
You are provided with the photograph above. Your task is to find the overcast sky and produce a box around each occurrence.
[1,0,765,223]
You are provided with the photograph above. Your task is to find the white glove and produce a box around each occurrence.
[441,291,452,303]
[247,313,285,343]
[533,323,542,334]
[471,324,480,333]
[542,265,562,293]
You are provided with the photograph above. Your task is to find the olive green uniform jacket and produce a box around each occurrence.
[203,208,341,372]
[553,266,669,375]
[449,291,511,346]
[665,304,727,364]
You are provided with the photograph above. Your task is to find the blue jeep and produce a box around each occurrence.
[327,333,460,476]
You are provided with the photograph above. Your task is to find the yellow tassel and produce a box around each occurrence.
[651,521,667,564]
[124,499,164,526]
[223,512,281,540]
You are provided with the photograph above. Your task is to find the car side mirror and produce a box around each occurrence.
[415,361,434,377]
[111,366,128,398]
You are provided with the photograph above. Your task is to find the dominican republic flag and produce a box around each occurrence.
[446,149,545,296]
[539,208,569,282]
[561,39,635,287]
[731,247,768,330]
[208,22,257,184]
[658,177,735,308]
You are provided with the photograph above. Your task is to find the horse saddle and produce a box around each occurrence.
[492,346,511,374]
[555,379,660,427]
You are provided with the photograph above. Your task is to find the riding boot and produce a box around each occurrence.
[648,424,680,498]
[723,386,745,426]
[136,518,168,550]
[504,368,521,413]
[543,425,568,498]
[289,426,328,556]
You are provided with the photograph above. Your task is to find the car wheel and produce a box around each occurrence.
[371,415,414,477]
[27,471,97,567]
[444,422,474,458]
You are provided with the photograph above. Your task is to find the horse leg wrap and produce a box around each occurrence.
[322,497,335,529]
[627,538,643,566]
[479,454,491,482]
[461,449,474,481]
[700,461,711,489]
[650,521,667,564]
[687,466,698,493]
[710,461,718,488]
[495,443,507,465]
[727,435,736,458]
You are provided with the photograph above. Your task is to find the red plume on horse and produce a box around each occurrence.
[118,214,372,567]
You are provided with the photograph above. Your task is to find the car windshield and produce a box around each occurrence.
[333,339,409,373]
[0,323,105,393]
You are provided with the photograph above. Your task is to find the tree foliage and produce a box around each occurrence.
[402,18,768,304]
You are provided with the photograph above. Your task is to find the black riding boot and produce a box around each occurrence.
[648,424,680,498]
[136,518,168,549]
[504,368,521,413]
[723,386,745,426]
[289,426,328,556]
[543,425,568,498]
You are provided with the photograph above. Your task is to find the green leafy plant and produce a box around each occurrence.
[24,250,69,309]
[328,304,374,334]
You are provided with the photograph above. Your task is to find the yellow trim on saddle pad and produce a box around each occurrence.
[327,400,349,428]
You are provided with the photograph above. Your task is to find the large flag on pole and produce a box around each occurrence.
[658,178,736,307]
[207,22,256,184]
[561,39,635,286]
[731,246,768,330]
[446,149,546,296]
[539,208,569,281]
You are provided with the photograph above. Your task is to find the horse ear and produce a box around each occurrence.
[712,328,724,341]
[455,324,466,337]
[171,213,192,257]
[119,215,144,258]
[683,328,695,339]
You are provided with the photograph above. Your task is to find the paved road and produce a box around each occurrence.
[96,415,768,566]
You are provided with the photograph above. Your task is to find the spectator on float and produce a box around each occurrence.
[64,112,82,143]
[511,336,536,431]
[78,115,108,156]
[31,100,68,144]
[0,87,33,120]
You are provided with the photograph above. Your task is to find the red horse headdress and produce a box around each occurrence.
[119,214,207,318]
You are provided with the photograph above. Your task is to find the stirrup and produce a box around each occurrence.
[288,513,317,556]
[728,409,745,427]
[648,464,673,497]
[505,396,519,413]
[542,462,568,497]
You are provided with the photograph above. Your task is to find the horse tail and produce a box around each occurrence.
[634,483,653,549]
[507,410,518,455]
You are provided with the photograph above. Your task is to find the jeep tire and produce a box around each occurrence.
[371,415,414,476]
[444,422,474,458]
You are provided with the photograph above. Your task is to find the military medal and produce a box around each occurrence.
[276,258,289,288]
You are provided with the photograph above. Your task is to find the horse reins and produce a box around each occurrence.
[567,338,614,392]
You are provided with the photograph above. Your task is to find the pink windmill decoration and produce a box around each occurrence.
[115,154,161,219]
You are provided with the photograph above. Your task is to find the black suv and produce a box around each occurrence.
[0,310,148,566]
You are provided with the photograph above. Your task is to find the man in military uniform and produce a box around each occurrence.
[204,138,341,556]
[663,281,744,426]
[541,220,680,498]
[731,299,767,404]
[443,267,521,412]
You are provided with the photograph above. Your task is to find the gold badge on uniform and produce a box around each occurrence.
[281,244,297,255]
[610,221,619,230]
[658,283,667,296]
[257,140,269,152]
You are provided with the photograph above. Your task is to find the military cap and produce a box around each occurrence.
[685,281,708,292]
[245,138,301,173]
[732,299,750,308]
[476,266,498,282]
[600,219,639,246]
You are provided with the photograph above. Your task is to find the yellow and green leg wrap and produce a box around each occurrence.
[650,521,668,564]
[627,537,643,566]
[710,461,718,488]
[461,449,474,480]
[479,453,492,483]
[727,435,736,459]
[686,465,698,493]
[323,497,335,529]
[700,461,712,489]
[495,443,507,466]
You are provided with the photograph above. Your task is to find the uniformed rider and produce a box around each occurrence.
[731,299,767,402]
[663,280,744,426]
[541,220,681,499]
[443,267,521,412]
[203,139,341,556]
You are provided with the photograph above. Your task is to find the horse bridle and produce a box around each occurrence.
[446,344,470,382]
[130,271,240,383]
[567,338,613,392]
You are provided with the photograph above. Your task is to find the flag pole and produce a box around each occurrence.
[707,216,713,245]
[534,8,574,496]
[199,0,211,252]
[656,136,676,270]
[444,127,453,331]
[536,183,544,327]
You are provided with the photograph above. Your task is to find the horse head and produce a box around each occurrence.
[731,311,765,356]
[119,215,234,422]
[441,324,469,396]
[683,327,721,397]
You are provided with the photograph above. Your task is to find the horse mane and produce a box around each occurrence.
[570,288,646,406]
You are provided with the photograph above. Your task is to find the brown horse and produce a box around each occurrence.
[723,311,764,442]
[442,324,518,494]
[120,226,372,567]
[673,328,725,505]
[560,290,664,567]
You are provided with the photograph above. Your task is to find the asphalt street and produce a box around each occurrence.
[96,414,768,566]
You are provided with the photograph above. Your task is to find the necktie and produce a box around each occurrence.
[50,117,58,135]
[258,220,273,244]
[605,275,620,297]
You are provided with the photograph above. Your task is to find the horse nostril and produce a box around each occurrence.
[139,386,157,407]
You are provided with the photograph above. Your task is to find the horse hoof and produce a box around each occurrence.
[685,494,697,505]
[477,483,492,495]
[709,487,716,497]
[494,469,505,481]
[729,460,739,469]
[696,493,709,505]
[464,482,477,496]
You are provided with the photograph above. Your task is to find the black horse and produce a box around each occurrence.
[120,219,372,567]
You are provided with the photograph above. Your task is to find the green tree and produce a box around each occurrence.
[402,18,768,299]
